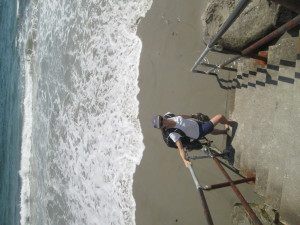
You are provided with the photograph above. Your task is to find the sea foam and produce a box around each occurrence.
[18,0,152,224]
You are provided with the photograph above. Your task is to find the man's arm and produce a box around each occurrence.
[175,140,192,167]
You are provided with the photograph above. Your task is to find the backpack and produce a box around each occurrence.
[162,127,190,148]
[161,113,206,150]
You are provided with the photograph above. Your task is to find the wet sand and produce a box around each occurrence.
[133,0,262,224]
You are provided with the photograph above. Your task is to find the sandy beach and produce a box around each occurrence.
[133,0,262,224]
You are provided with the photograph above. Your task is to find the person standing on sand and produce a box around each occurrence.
[152,113,233,167]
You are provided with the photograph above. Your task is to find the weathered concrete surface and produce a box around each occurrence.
[201,0,296,51]
[227,32,300,224]
[232,203,283,225]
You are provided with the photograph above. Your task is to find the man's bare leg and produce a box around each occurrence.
[211,128,228,135]
[210,114,233,126]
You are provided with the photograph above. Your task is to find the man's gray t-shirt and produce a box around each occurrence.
[168,116,199,143]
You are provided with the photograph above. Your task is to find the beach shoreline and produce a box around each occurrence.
[133,0,262,224]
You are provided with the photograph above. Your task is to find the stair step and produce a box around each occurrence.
[265,65,294,209]
[267,44,282,68]
[278,38,298,85]
[295,32,300,78]
[237,150,256,175]
[253,63,278,196]
[235,58,269,88]
[279,57,300,224]
[263,135,286,210]
[236,61,249,88]
[231,30,300,223]
[255,66,267,87]
[279,157,300,225]
[265,178,283,210]
[266,44,282,85]
[254,158,269,197]
[251,76,278,197]
[233,151,242,170]
[253,100,277,197]
[232,64,272,174]
[277,37,298,62]
[247,58,258,88]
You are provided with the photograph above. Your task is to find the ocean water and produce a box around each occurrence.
[0,0,27,224]
[1,0,152,224]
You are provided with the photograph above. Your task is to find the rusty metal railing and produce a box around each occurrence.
[191,0,300,76]
[205,15,300,75]
[187,165,214,225]
[185,142,263,225]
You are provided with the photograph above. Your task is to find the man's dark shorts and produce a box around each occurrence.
[197,121,214,139]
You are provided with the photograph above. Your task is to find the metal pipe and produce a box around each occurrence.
[269,0,300,14]
[213,158,263,225]
[193,69,218,76]
[198,188,214,225]
[191,0,251,72]
[203,177,256,191]
[202,63,238,72]
[211,47,268,62]
[212,55,240,73]
[187,165,214,225]
[191,46,211,72]
[207,66,220,74]
[216,158,242,178]
[188,155,211,160]
[211,153,226,158]
[240,14,300,56]
[188,164,203,189]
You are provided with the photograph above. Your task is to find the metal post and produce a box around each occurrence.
[188,164,203,189]
[213,158,263,225]
[187,165,214,225]
[191,46,211,73]
[191,0,251,72]
[201,63,238,72]
[216,157,242,177]
[203,177,256,191]
[188,155,212,160]
[240,15,300,56]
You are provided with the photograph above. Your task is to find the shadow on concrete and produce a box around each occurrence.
[194,64,300,90]
[231,121,238,140]
[221,121,239,170]
[223,144,235,165]
[215,70,298,90]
